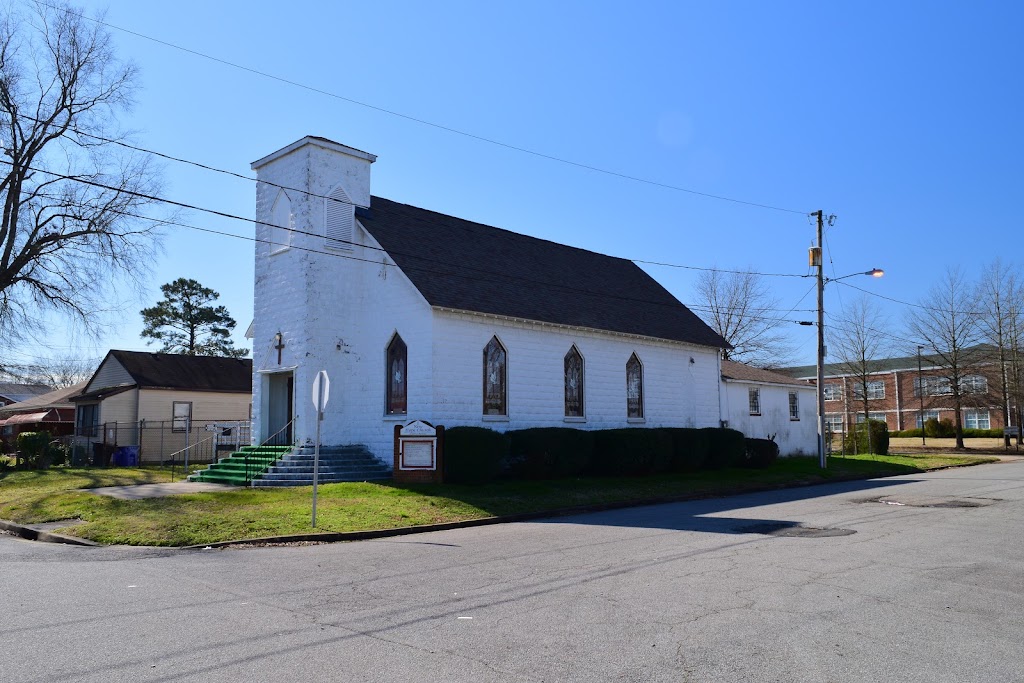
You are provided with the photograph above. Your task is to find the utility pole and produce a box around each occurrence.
[814,210,826,469]
[918,345,926,446]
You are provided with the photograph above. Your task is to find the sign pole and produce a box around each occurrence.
[312,396,322,527]
[310,370,330,528]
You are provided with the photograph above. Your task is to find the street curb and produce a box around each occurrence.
[0,519,101,546]
[180,469,913,550]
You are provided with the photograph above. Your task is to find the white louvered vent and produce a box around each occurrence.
[324,186,354,250]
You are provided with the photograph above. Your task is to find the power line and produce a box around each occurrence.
[36,0,809,216]
[10,112,811,280]
[3,158,817,307]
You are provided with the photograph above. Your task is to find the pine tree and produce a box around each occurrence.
[140,279,248,357]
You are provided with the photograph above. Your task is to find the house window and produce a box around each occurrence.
[172,401,192,432]
[915,376,952,397]
[77,403,99,438]
[964,410,990,430]
[749,388,761,416]
[824,414,844,433]
[853,380,885,400]
[789,391,800,420]
[916,410,942,428]
[482,336,507,416]
[626,353,643,419]
[961,375,988,394]
[564,345,584,418]
[823,383,841,401]
[386,333,408,415]
[855,412,886,424]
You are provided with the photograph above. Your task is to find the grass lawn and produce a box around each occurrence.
[0,453,997,547]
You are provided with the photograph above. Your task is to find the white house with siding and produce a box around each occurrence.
[720,360,817,456]
[250,136,731,465]
[72,351,252,463]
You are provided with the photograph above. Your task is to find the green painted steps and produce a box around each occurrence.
[188,446,292,485]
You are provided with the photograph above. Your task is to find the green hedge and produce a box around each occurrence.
[506,427,594,479]
[443,427,509,484]
[16,431,52,469]
[659,427,711,472]
[924,417,955,438]
[893,427,1005,439]
[853,420,889,455]
[702,427,747,469]
[743,437,780,468]
[590,428,673,476]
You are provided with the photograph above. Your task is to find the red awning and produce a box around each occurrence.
[0,410,65,426]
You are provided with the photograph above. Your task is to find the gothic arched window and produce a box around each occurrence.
[386,334,407,415]
[626,353,644,419]
[564,345,584,418]
[483,336,507,416]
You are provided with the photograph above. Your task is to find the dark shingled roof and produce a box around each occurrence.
[779,344,999,379]
[106,351,253,392]
[721,360,809,387]
[0,382,51,403]
[357,197,728,348]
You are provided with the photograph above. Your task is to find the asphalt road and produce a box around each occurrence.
[2,462,1023,682]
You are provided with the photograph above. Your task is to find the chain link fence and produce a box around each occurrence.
[74,420,251,466]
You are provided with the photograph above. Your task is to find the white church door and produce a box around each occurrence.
[264,371,294,446]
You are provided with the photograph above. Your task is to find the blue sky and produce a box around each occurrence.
[14,0,1023,368]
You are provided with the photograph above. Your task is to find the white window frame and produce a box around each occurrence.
[823,383,841,401]
[855,412,886,424]
[748,388,761,416]
[960,375,988,394]
[916,410,942,428]
[824,414,845,433]
[172,401,192,433]
[788,391,800,421]
[964,409,991,430]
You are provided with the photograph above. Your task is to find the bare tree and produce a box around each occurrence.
[976,259,1021,445]
[694,268,796,367]
[0,1,161,344]
[828,296,891,434]
[907,267,985,450]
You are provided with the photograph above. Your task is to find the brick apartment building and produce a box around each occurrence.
[782,346,1017,434]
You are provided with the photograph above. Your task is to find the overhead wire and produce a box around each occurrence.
[9,112,812,280]
[1,159,818,318]
[34,0,810,216]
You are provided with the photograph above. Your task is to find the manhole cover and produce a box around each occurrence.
[739,522,856,538]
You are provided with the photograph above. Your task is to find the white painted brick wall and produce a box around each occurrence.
[251,137,728,464]
[722,382,817,456]
[430,310,723,435]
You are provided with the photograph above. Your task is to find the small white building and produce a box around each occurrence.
[250,136,731,464]
[720,360,817,456]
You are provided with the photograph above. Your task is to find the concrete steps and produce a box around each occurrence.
[251,445,391,487]
[188,446,293,486]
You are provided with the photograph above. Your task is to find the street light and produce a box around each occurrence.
[809,211,884,469]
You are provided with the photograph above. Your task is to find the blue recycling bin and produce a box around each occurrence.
[112,446,139,467]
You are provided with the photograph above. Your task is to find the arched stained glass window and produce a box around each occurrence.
[564,346,584,418]
[386,334,407,415]
[626,353,643,419]
[483,336,507,416]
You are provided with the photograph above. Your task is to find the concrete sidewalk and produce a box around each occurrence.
[86,481,240,500]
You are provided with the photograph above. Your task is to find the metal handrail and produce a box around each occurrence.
[245,417,295,484]
[168,434,215,482]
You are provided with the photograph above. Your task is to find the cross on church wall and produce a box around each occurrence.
[274,333,285,364]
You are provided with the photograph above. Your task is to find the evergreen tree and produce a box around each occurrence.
[141,279,248,357]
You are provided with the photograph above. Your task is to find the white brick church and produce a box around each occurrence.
[250,136,742,464]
